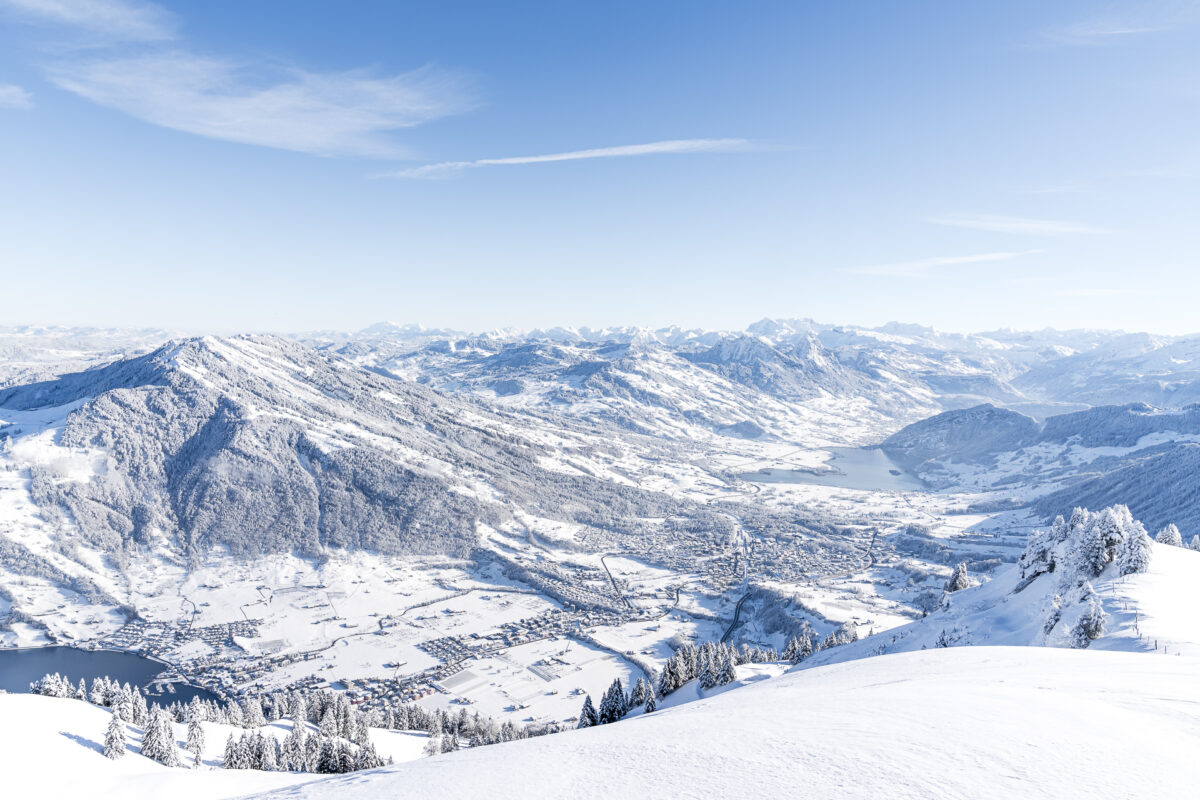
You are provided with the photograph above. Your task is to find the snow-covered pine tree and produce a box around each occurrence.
[291,694,308,728]
[227,701,245,728]
[422,734,443,758]
[644,681,656,713]
[1074,515,1109,578]
[114,692,133,722]
[1071,586,1107,648]
[260,735,278,771]
[356,741,383,770]
[681,645,698,681]
[608,678,627,719]
[597,686,615,724]
[141,705,181,767]
[782,636,800,662]
[186,696,207,723]
[353,713,371,747]
[1092,506,1130,555]
[131,688,149,727]
[629,676,648,708]
[303,732,320,772]
[318,707,338,738]
[336,741,356,774]
[338,697,355,739]
[186,718,205,767]
[243,697,267,728]
[223,733,241,769]
[946,562,971,592]
[1116,520,1153,575]
[698,648,717,689]
[281,722,305,771]
[30,673,65,697]
[798,621,815,659]
[104,714,126,759]
[1155,524,1184,547]
[657,657,678,696]
[717,650,738,685]
[577,695,598,728]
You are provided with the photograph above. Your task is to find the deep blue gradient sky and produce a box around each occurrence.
[1,1,1197,333]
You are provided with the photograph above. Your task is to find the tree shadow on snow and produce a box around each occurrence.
[60,731,104,755]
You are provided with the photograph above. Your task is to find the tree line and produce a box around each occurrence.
[31,671,555,773]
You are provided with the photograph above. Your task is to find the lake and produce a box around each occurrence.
[0,646,217,704]
[739,446,925,491]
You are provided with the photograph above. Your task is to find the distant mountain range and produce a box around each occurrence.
[882,402,1200,532]
[302,318,1200,442]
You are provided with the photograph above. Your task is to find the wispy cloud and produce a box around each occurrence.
[1045,20,1167,45]
[928,214,1107,235]
[1038,3,1196,46]
[842,250,1044,279]
[6,0,471,157]
[0,83,33,109]
[381,138,751,178]
[48,54,472,158]
[0,0,176,42]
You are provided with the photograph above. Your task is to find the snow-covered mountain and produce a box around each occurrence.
[0,334,761,562]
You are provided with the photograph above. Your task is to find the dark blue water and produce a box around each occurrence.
[0,646,217,705]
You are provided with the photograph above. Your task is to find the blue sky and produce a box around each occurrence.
[1,1,1197,334]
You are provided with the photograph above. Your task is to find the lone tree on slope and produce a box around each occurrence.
[186,718,206,768]
[577,695,599,729]
[946,562,971,593]
[104,714,126,760]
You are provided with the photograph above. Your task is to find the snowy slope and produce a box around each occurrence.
[0,692,432,800]
[802,517,1200,667]
[0,693,305,799]
[241,647,1200,800]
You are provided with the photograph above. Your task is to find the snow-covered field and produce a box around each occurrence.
[243,646,1200,800]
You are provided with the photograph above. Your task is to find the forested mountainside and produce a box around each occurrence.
[0,335,841,564]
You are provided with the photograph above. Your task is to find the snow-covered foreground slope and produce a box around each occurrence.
[0,693,303,799]
[0,693,429,800]
[244,647,1200,800]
